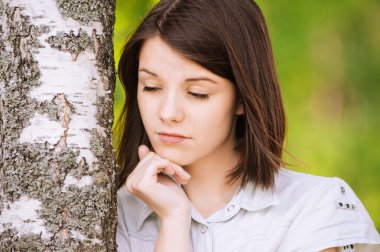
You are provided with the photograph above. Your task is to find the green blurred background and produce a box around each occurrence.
[113,0,380,230]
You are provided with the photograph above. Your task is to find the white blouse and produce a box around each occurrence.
[117,168,380,251]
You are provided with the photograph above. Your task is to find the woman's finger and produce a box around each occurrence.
[169,162,191,181]
[150,160,191,185]
[148,158,175,177]
[141,156,191,182]
[138,144,150,160]
[126,151,155,183]
[129,148,191,188]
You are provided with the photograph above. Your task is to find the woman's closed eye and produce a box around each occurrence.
[142,86,209,100]
[142,86,160,92]
[187,92,209,100]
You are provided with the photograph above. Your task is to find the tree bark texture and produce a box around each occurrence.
[0,0,117,250]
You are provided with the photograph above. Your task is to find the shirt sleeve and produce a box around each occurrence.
[116,192,132,252]
[285,177,380,252]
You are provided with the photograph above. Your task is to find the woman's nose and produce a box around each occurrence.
[159,92,184,124]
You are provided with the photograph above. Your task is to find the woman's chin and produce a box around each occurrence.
[154,148,191,166]
[162,155,189,167]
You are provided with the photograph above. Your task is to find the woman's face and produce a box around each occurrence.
[137,36,244,167]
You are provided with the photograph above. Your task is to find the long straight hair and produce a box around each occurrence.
[115,0,286,190]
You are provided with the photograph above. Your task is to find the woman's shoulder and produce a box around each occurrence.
[276,167,340,187]
[117,186,153,229]
[272,168,380,251]
[274,168,369,219]
[275,168,352,202]
[117,185,138,206]
[117,187,137,220]
[117,186,148,214]
[117,185,135,199]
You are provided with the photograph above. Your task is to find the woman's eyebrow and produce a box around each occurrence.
[139,68,157,77]
[139,68,217,84]
[186,77,217,84]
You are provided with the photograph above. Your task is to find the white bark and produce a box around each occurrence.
[16,0,103,168]
[0,0,116,250]
[0,196,50,239]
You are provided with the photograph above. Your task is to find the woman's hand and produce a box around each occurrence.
[125,145,192,221]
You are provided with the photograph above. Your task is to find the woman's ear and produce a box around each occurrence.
[235,99,245,115]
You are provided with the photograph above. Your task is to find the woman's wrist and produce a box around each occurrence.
[154,214,191,252]
[160,208,192,229]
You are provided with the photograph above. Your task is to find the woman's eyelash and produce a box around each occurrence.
[142,86,160,92]
[189,92,209,100]
[142,86,209,100]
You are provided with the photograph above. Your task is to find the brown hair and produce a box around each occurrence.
[115,0,286,190]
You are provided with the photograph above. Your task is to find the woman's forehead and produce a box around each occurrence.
[139,36,194,68]
[139,36,222,82]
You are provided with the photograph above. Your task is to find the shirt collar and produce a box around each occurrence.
[239,180,279,212]
[136,174,280,230]
[137,202,155,231]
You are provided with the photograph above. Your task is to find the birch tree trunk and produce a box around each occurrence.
[0,0,117,250]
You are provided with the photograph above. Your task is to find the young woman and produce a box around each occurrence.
[115,0,380,251]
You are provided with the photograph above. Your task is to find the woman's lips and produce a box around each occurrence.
[158,133,189,144]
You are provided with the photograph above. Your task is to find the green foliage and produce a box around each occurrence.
[113,0,380,230]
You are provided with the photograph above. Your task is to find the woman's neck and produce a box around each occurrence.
[182,148,242,218]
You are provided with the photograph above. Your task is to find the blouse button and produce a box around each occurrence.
[201,225,208,233]
[227,205,235,212]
